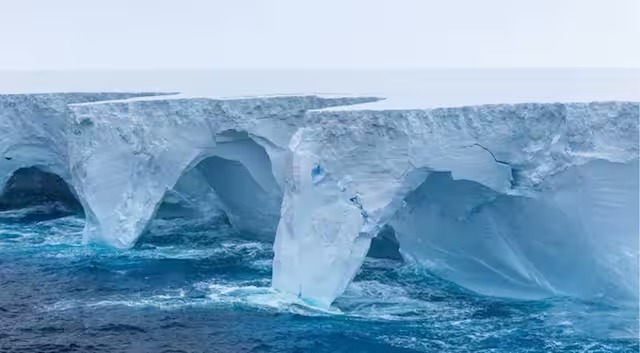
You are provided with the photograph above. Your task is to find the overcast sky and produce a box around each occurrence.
[1,0,639,70]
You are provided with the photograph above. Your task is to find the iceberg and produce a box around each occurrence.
[67,95,379,248]
[272,102,639,307]
[0,93,165,213]
[1,93,637,308]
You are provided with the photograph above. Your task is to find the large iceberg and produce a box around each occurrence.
[272,102,639,307]
[1,93,637,308]
[1,94,379,247]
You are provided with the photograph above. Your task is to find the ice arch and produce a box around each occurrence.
[0,93,171,223]
[67,95,380,249]
[0,167,84,221]
[149,130,283,242]
[77,128,283,248]
[389,161,638,304]
[0,93,169,202]
[366,225,403,261]
[273,102,639,308]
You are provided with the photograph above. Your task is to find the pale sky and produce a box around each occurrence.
[1,0,639,70]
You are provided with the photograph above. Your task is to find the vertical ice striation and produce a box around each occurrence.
[388,160,639,303]
[272,102,639,307]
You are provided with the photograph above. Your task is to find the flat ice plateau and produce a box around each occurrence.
[0,70,638,308]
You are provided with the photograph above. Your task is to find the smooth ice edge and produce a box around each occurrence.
[272,102,639,308]
[1,94,638,308]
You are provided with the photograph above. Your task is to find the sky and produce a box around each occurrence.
[1,0,639,70]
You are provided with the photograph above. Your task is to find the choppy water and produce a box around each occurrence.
[0,207,638,353]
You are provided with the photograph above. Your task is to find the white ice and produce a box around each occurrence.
[272,102,639,307]
[0,82,637,309]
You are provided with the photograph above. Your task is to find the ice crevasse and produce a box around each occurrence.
[0,93,638,309]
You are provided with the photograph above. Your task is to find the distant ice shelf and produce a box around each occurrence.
[1,92,638,309]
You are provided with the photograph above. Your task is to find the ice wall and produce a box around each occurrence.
[2,93,637,308]
[389,161,638,304]
[272,102,639,307]
[0,93,164,207]
[67,96,379,248]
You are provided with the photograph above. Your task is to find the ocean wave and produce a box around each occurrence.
[44,279,344,317]
[43,275,464,322]
[44,289,199,311]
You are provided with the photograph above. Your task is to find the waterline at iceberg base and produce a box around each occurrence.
[0,92,638,352]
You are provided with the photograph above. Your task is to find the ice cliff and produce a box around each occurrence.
[1,93,638,308]
[274,102,639,307]
[2,94,379,244]
[0,93,165,212]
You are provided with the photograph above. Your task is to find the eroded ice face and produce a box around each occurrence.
[2,92,638,310]
[272,101,639,308]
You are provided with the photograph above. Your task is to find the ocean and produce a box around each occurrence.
[0,206,637,353]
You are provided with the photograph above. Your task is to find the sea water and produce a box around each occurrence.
[0,207,637,353]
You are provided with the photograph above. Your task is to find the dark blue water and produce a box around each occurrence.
[0,207,638,353]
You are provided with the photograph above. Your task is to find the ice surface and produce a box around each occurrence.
[1,90,637,308]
